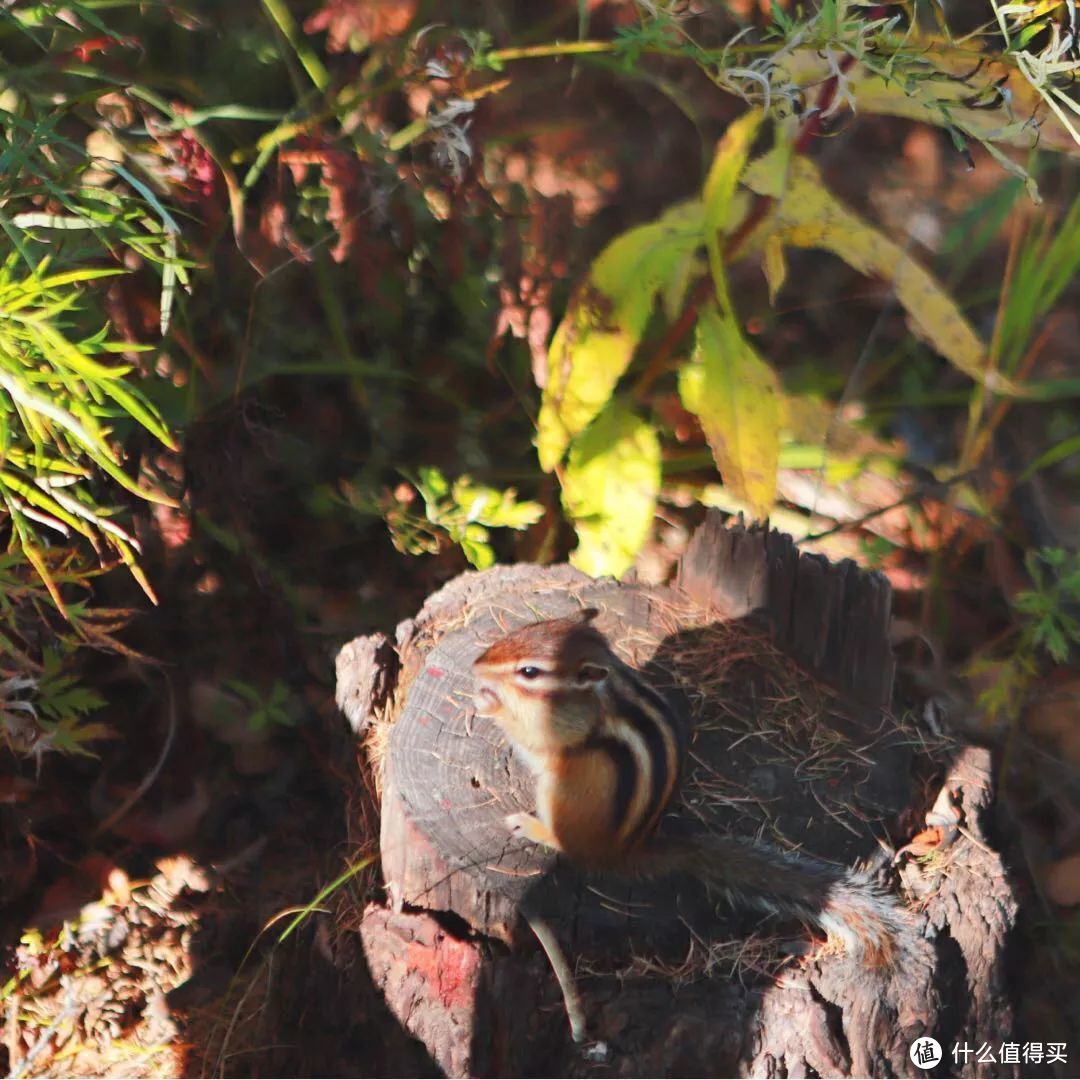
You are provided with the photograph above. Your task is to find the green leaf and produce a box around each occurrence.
[561,399,660,578]
[460,536,496,569]
[0,268,127,299]
[416,465,450,499]
[38,715,114,758]
[702,108,764,311]
[678,303,781,519]
[997,197,1080,373]
[451,476,543,530]
[537,200,704,471]
[485,498,544,530]
[224,679,264,706]
[1019,433,1080,481]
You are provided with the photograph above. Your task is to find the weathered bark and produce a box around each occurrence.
[336,514,1020,1077]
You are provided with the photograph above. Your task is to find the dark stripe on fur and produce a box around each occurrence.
[625,671,687,758]
[610,671,679,840]
[585,734,638,837]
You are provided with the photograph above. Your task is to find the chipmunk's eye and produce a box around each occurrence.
[517,666,542,680]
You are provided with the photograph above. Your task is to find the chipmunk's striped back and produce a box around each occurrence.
[593,663,684,850]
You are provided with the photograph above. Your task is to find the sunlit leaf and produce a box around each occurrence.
[0,470,95,542]
[0,371,108,458]
[92,376,179,452]
[460,535,496,570]
[763,233,787,305]
[8,512,66,615]
[702,108,763,310]
[679,302,781,519]
[391,467,540,569]
[0,268,126,302]
[160,229,178,336]
[561,399,660,577]
[452,476,543,530]
[743,152,1003,391]
[416,465,450,499]
[111,534,159,606]
[537,200,705,470]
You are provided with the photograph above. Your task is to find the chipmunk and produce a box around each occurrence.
[473,609,915,969]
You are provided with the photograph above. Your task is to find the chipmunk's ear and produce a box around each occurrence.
[577,607,600,624]
[576,661,609,686]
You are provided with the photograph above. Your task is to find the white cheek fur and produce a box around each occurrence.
[475,686,502,715]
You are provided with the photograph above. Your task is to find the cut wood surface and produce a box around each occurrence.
[336,514,1021,1077]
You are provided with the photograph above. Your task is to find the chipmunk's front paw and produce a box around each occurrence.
[505,812,551,847]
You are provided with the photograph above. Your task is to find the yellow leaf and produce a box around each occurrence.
[679,303,780,519]
[742,152,1005,390]
[703,108,764,310]
[537,201,704,471]
[561,400,660,578]
[763,233,787,305]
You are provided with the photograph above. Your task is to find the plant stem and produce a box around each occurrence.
[260,0,331,92]
[491,41,618,62]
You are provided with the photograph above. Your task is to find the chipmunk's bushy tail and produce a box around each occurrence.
[636,833,914,965]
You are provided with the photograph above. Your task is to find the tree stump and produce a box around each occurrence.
[336,514,1021,1077]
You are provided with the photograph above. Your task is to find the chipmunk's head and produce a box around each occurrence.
[472,609,615,761]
